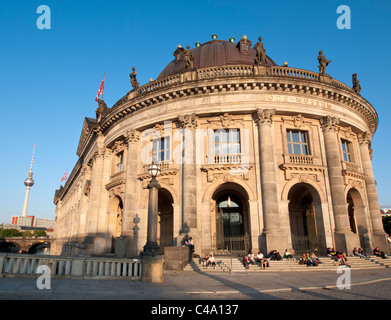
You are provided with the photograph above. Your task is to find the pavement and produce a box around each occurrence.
[0,267,391,301]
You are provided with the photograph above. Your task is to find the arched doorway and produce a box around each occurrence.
[346,188,370,251]
[211,182,250,255]
[288,183,325,254]
[158,188,174,253]
[109,195,123,253]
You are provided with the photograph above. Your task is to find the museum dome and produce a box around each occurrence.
[157,35,278,79]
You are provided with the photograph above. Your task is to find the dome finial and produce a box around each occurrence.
[212,34,217,40]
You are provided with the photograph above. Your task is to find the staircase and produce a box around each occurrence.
[183,255,390,273]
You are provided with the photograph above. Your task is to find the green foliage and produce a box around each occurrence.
[382,215,391,236]
[1,229,20,237]
[35,230,47,237]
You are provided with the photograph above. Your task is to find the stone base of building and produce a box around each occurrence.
[163,246,190,271]
[140,255,164,282]
[334,232,360,254]
[372,233,389,253]
[260,232,289,255]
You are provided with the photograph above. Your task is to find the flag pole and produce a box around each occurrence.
[102,73,105,101]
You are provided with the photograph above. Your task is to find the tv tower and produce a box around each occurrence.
[22,144,35,217]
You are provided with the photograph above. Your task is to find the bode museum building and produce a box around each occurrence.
[53,34,388,258]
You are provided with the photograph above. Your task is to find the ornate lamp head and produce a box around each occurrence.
[148,163,161,178]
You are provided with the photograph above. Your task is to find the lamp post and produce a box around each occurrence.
[142,163,161,255]
[140,162,164,282]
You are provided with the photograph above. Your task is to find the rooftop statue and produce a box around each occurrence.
[318,50,331,75]
[184,45,194,69]
[95,98,109,119]
[130,67,139,89]
[254,36,267,65]
[352,73,361,94]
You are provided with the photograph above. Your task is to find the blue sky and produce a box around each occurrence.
[0,0,390,224]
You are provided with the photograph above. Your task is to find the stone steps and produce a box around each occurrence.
[183,255,390,273]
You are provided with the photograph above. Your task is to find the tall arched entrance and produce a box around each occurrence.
[288,183,325,254]
[158,188,174,254]
[211,182,250,255]
[109,195,123,253]
[346,188,370,251]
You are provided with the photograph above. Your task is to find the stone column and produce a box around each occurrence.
[321,116,359,252]
[254,109,287,253]
[116,129,141,257]
[178,114,198,234]
[358,131,387,251]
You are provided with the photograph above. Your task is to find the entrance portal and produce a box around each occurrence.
[346,188,370,251]
[211,183,250,255]
[158,188,173,254]
[288,183,324,254]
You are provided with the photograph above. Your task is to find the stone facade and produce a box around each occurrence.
[53,36,387,258]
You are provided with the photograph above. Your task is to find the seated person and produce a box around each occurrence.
[310,252,321,264]
[268,249,282,261]
[261,257,269,269]
[299,253,307,265]
[358,247,369,259]
[256,251,264,263]
[243,255,249,269]
[283,249,293,259]
[373,247,386,259]
[306,253,318,266]
[202,254,209,266]
[248,251,256,265]
[327,247,337,257]
[207,255,216,268]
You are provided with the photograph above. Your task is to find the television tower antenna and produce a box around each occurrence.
[22,144,35,217]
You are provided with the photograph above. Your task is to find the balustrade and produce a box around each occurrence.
[0,253,142,280]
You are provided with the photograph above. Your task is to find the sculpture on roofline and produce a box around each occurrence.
[254,36,267,65]
[184,45,194,69]
[318,50,331,75]
[130,67,139,89]
[352,73,361,94]
[95,98,109,119]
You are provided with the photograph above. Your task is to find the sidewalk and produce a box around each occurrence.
[0,267,391,300]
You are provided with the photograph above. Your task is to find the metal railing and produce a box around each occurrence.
[0,253,142,280]
[211,234,250,256]
[291,235,323,255]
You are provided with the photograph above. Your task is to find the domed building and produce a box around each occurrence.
[53,35,387,258]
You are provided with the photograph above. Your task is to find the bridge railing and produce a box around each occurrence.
[0,253,142,280]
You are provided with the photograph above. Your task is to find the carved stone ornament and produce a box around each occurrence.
[178,113,199,130]
[320,115,339,133]
[112,140,127,154]
[358,131,372,146]
[254,108,276,126]
[219,113,234,128]
[125,129,141,144]
[293,114,305,128]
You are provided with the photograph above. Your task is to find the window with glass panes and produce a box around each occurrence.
[286,130,310,155]
[214,129,241,155]
[341,139,353,162]
[116,152,124,172]
[152,136,170,163]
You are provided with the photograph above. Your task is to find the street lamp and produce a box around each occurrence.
[142,162,161,255]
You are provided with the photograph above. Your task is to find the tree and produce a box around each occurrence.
[382,215,391,236]
[1,229,20,237]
